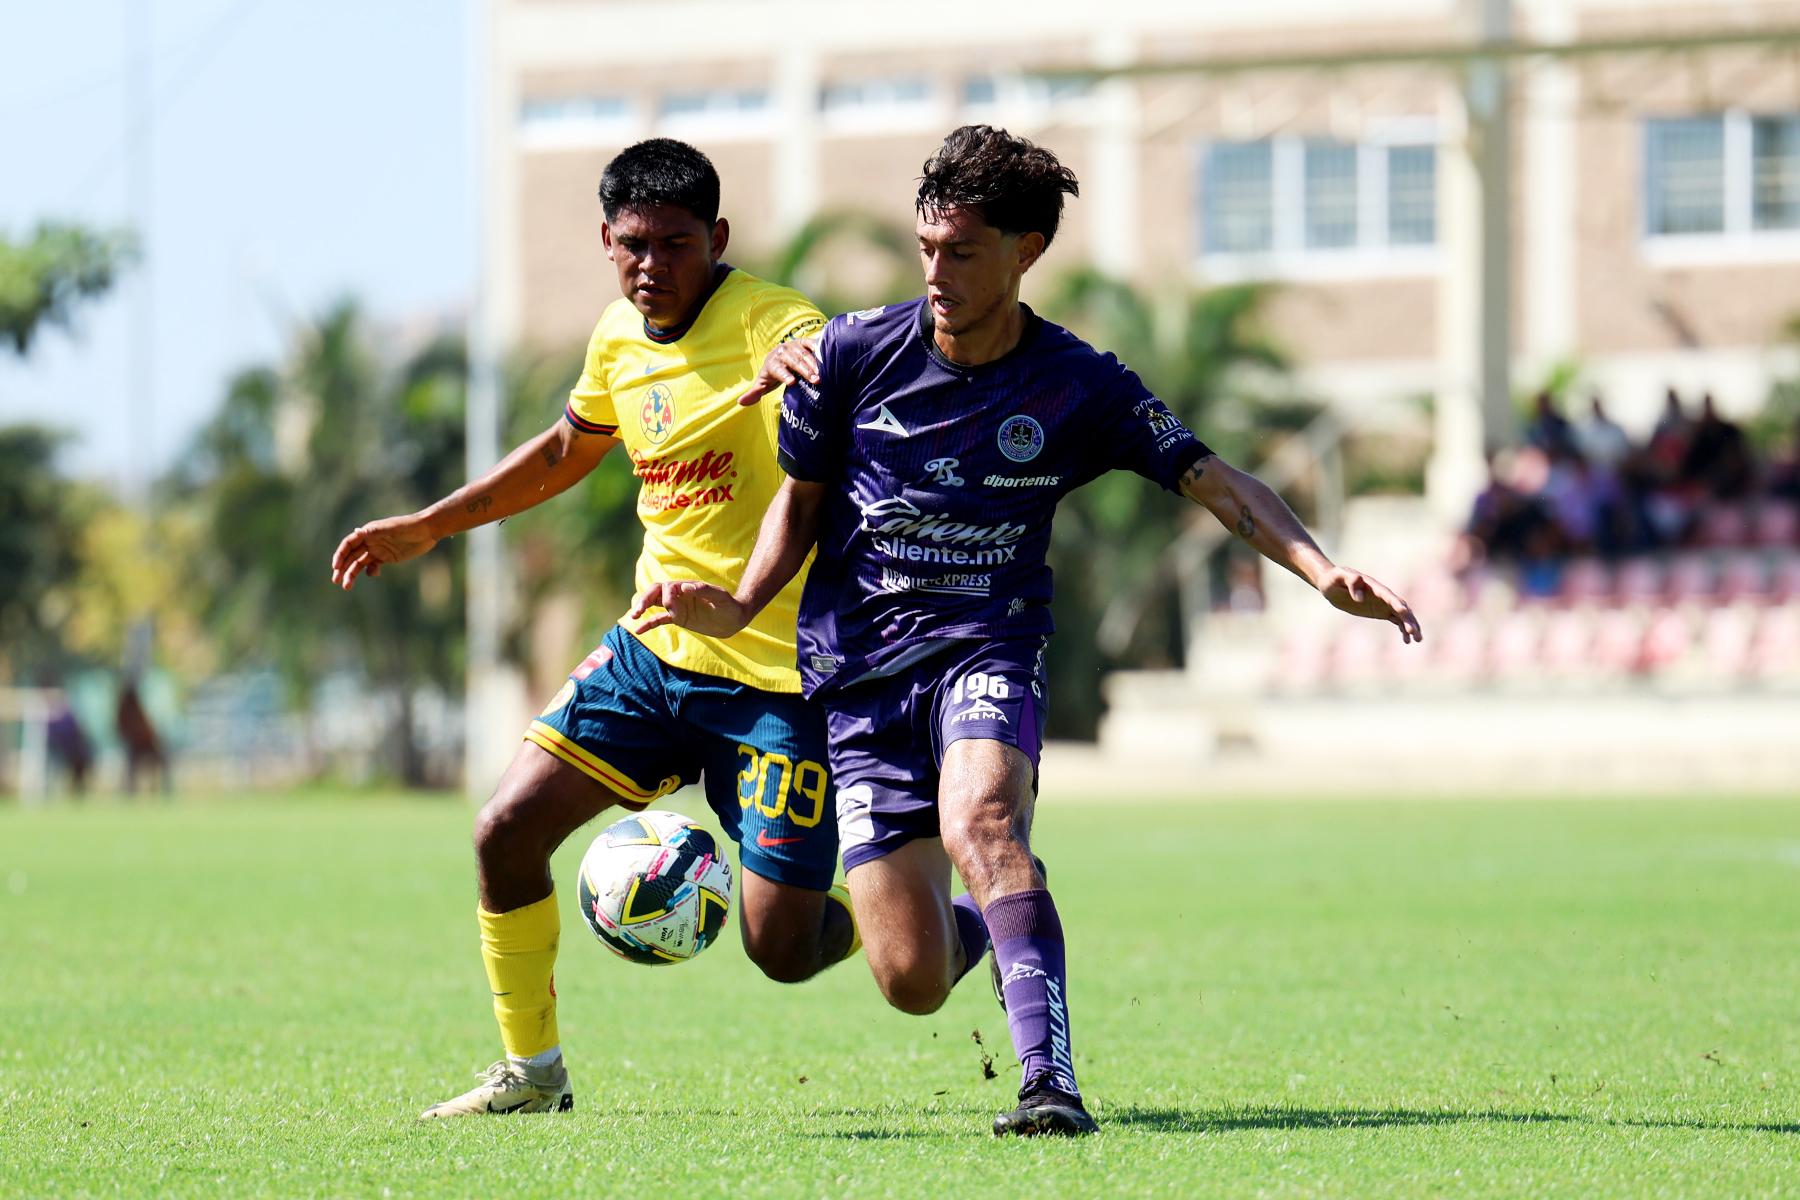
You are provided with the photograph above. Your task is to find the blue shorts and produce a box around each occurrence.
[527,625,839,892]
[826,636,1049,873]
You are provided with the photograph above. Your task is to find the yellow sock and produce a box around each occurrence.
[827,882,861,958]
[478,890,561,1060]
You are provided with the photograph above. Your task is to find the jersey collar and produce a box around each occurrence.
[915,297,1042,374]
[644,263,734,344]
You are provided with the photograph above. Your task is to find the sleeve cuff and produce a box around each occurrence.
[777,447,827,482]
[564,406,618,436]
[1168,439,1215,492]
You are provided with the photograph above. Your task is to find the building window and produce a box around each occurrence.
[663,88,769,120]
[1202,141,1275,254]
[821,77,930,113]
[1752,115,1800,231]
[1645,117,1726,235]
[1643,110,1800,255]
[1386,144,1437,246]
[1303,139,1359,250]
[961,71,1092,114]
[659,87,771,137]
[818,76,936,132]
[518,95,637,148]
[1199,129,1436,277]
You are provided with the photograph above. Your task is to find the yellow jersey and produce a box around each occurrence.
[566,267,825,694]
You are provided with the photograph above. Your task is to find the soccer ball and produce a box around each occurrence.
[575,810,733,965]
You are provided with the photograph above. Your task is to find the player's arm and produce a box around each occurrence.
[735,336,821,406]
[630,475,826,637]
[330,419,617,590]
[1179,454,1422,643]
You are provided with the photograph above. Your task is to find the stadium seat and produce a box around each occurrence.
[1753,501,1799,549]
[1272,630,1332,693]
[1695,503,1751,548]
[1557,558,1611,609]
[1663,554,1715,607]
[1699,608,1756,679]
[1381,622,1432,684]
[1770,554,1800,605]
[1639,609,1693,672]
[1487,611,1542,681]
[1407,569,1465,617]
[1715,553,1768,607]
[1613,559,1664,609]
[1327,622,1388,689]
[1539,611,1595,679]
[1748,609,1800,680]
[1432,614,1490,685]
[1591,611,1647,675]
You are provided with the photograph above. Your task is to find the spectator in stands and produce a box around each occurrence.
[1652,386,1691,443]
[1543,452,1624,557]
[1222,555,1266,613]
[1576,393,1633,471]
[1770,413,1800,502]
[1632,387,1697,546]
[1456,380,1794,609]
[1524,390,1579,460]
[41,673,93,797]
[1681,393,1754,499]
[1462,451,1560,567]
[116,674,169,796]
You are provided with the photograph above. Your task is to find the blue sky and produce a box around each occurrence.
[0,0,474,486]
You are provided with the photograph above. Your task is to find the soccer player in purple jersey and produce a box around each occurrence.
[633,125,1422,1137]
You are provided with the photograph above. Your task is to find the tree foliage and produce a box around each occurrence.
[498,346,642,682]
[173,301,469,784]
[0,427,83,674]
[756,210,918,316]
[1040,271,1295,737]
[0,223,136,354]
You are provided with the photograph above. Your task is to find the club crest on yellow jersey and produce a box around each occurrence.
[641,384,676,444]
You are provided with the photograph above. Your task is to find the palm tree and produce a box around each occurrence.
[758,211,918,315]
[0,427,81,678]
[0,223,135,354]
[177,301,468,785]
[1038,270,1300,737]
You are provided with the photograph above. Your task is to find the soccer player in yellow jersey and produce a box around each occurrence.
[329,140,855,1119]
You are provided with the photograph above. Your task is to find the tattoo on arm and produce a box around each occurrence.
[539,441,562,468]
[465,494,493,515]
[1236,505,1256,541]
[1181,455,1211,491]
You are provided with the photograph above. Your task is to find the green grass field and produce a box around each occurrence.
[3,792,1797,1198]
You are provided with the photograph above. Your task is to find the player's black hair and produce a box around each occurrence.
[915,125,1080,246]
[598,138,721,226]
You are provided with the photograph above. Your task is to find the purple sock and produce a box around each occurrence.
[984,889,1078,1097]
[950,892,989,983]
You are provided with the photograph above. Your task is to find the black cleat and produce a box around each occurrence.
[988,856,1048,1010]
[992,1072,1098,1138]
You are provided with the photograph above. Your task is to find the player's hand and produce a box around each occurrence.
[735,336,821,406]
[630,580,750,637]
[330,515,437,590]
[1317,567,1423,644]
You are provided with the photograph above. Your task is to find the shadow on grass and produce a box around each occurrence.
[1106,1106,1799,1136]
[814,1129,936,1141]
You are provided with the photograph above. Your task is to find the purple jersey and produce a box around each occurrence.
[778,299,1211,696]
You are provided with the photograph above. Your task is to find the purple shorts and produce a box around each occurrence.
[826,636,1049,873]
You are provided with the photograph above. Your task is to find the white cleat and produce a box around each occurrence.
[418,1058,574,1120]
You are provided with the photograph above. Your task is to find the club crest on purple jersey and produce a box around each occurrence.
[997,414,1045,463]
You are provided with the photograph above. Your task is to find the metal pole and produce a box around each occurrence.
[1429,0,1515,521]
[126,0,154,503]
[1471,0,1516,452]
[464,0,524,802]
